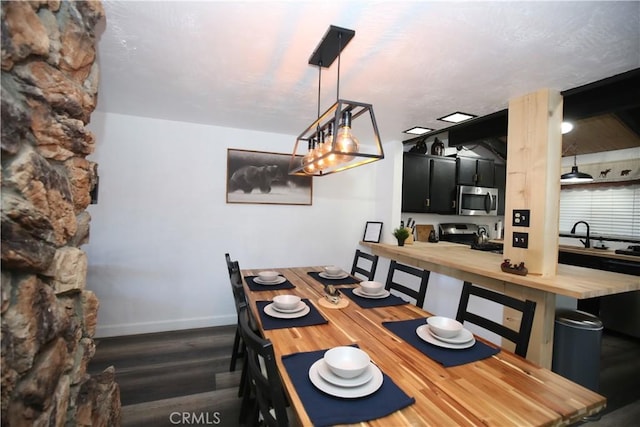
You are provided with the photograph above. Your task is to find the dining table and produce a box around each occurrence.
[241,265,606,427]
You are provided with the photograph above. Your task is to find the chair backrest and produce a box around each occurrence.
[229,261,246,312]
[238,306,289,427]
[351,249,379,281]
[225,253,235,276]
[384,260,430,307]
[455,281,537,358]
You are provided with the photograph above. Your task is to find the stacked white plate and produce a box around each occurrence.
[352,288,390,299]
[264,300,310,319]
[416,324,475,349]
[254,275,286,285]
[318,271,349,280]
[308,357,383,398]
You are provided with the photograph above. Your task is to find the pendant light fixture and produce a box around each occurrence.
[289,25,384,176]
[560,154,594,183]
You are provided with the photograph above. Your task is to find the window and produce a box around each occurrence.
[559,184,639,238]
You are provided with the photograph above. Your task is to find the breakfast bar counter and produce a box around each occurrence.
[361,241,640,368]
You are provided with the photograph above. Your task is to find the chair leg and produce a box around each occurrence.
[238,359,255,424]
[230,326,242,371]
[238,357,247,397]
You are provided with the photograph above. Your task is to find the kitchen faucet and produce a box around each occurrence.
[570,221,591,249]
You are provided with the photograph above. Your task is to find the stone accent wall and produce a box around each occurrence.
[1,1,120,425]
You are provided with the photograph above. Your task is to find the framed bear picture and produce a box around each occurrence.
[226,148,313,205]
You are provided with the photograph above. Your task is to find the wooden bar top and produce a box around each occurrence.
[242,266,606,426]
[362,241,640,299]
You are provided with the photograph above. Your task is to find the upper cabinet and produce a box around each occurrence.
[402,153,456,214]
[456,157,495,187]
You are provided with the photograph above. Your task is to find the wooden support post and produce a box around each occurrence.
[504,89,563,277]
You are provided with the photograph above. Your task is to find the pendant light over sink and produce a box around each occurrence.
[561,154,594,183]
[561,137,593,184]
[289,25,384,176]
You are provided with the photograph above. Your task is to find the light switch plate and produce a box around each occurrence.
[513,209,530,227]
[513,232,529,248]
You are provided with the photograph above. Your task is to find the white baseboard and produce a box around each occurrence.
[94,314,236,338]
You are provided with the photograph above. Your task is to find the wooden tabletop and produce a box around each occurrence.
[242,266,605,427]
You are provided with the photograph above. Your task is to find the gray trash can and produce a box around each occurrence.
[552,310,603,392]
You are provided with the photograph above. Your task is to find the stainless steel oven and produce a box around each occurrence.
[457,185,498,216]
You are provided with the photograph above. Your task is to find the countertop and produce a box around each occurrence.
[489,239,638,262]
[558,244,640,262]
[361,241,640,299]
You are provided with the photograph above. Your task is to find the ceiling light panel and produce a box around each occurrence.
[438,112,477,123]
[404,127,433,135]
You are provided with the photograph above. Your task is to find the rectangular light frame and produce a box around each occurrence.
[289,99,384,176]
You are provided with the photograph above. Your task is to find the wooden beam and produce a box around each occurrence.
[504,89,563,277]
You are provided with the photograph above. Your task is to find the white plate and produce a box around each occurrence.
[264,303,310,319]
[427,325,474,345]
[254,276,286,285]
[416,325,475,349]
[316,359,374,388]
[272,301,307,314]
[353,288,390,299]
[309,359,383,398]
[319,272,349,280]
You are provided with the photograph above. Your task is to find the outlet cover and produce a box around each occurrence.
[513,209,530,227]
[513,232,529,248]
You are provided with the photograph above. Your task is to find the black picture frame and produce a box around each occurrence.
[363,221,383,243]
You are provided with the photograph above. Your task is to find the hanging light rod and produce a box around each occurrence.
[289,25,384,177]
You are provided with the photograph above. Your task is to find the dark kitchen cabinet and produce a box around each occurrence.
[402,153,456,214]
[494,163,506,215]
[456,157,495,187]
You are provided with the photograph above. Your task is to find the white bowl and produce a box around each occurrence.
[427,316,464,338]
[323,346,370,379]
[272,295,301,311]
[324,265,342,276]
[258,270,279,282]
[359,281,384,295]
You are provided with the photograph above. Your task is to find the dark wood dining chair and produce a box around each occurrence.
[238,305,289,427]
[456,281,537,358]
[351,249,379,281]
[225,252,235,277]
[384,260,430,307]
[228,259,246,373]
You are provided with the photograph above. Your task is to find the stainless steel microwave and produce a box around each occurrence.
[457,185,498,216]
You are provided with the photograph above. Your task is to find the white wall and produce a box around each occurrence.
[86,112,402,337]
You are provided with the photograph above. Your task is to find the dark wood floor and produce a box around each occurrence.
[89,325,246,426]
[89,325,640,426]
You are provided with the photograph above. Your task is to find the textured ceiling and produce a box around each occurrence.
[95,1,640,146]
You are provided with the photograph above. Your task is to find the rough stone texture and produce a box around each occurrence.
[42,246,88,294]
[5,147,77,247]
[1,1,119,425]
[69,211,92,247]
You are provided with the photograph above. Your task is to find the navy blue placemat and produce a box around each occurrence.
[244,275,295,291]
[383,317,500,367]
[307,271,360,286]
[342,288,409,308]
[256,299,328,330]
[281,346,415,427]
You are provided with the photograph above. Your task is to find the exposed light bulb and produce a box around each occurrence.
[315,131,326,170]
[319,122,337,167]
[334,111,359,162]
[302,140,316,174]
